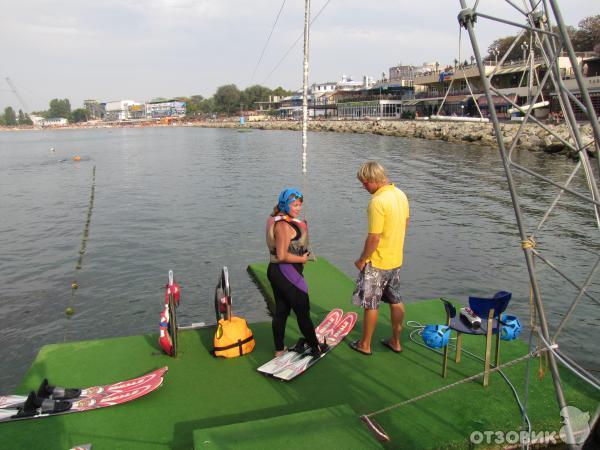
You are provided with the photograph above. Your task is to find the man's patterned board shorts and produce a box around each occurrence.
[352,263,403,310]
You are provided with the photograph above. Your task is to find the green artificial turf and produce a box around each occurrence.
[1,257,597,450]
[193,404,380,449]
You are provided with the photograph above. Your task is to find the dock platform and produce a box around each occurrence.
[1,258,597,449]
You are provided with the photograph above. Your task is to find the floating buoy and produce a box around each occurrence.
[65,307,74,316]
[73,156,81,161]
[71,281,78,290]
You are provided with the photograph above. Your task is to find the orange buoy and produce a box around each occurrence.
[73,155,81,161]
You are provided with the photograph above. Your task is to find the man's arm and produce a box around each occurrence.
[354,233,380,271]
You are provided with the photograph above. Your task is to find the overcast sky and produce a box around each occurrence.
[0,0,596,111]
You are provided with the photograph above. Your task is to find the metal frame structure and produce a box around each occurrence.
[458,0,600,447]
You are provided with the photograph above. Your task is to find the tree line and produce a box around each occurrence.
[0,107,33,126]
[486,14,599,61]
[0,84,292,125]
[176,84,292,117]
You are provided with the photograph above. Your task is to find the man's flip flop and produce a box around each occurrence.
[380,339,402,353]
[349,340,372,356]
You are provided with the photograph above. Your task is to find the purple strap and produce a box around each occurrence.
[279,264,308,294]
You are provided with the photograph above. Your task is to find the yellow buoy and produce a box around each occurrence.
[66,307,74,316]
[73,155,81,161]
[71,281,78,289]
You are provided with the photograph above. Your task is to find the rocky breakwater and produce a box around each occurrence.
[197,119,595,158]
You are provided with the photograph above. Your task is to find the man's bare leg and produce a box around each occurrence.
[358,308,378,353]
[385,303,405,352]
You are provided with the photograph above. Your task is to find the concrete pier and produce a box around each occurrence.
[197,119,595,158]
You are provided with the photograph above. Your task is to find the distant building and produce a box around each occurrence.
[40,117,68,127]
[255,95,283,113]
[389,63,435,91]
[409,55,587,119]
[145,100,186,118]
[552,53,600,120]
[311,81,337,93]
[277,93,303,118]
[128,103,146,120]
[29,115,45,127]
[84,99,105,120]
[310,82,337,118]
[104,100,139,121]
[336,74,370,91]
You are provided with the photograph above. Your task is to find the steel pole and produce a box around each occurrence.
[549,0,600,172]
[457,1,575,446]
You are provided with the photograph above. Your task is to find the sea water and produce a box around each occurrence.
[0,126,598,392]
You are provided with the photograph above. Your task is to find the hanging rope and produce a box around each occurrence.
[301,0,316,261]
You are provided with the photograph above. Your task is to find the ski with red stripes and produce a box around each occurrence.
[272,311,357,381]
[0,367,167,423]
[257,308,344,376]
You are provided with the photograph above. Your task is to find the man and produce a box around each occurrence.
[349,161,410,355]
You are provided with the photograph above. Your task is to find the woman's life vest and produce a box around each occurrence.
[212,316,255,358]
[265,215,309,263]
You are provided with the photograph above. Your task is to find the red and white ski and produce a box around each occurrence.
[272,311,357,381]
[0,367,168,423]
[257,308,344,376]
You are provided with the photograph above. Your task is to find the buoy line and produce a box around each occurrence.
[65,165,96,325]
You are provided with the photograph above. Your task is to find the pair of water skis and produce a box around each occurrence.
[0,367,167,423]
[258,308,357,381]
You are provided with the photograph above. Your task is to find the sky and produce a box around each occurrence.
[0,0,597,112]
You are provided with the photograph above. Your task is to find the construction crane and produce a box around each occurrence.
[5,77,31,115]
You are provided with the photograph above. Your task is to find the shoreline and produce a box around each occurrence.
[2,119,594,158]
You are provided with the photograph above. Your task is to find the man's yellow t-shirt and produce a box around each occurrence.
[367,183,410,270]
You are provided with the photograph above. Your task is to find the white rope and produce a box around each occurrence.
[301,0,310,175]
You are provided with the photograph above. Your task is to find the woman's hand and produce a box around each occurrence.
[299,252,310,263]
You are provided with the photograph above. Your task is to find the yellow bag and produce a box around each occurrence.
[212,316,255,358]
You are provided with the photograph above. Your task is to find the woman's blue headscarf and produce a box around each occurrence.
[278,188,303,215]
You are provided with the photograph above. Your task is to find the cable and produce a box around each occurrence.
[536,331,600,391]
[250,0,287,84]
[405,321,532,442]
[262,0,332,84]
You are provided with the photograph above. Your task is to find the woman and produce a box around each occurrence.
[266,188,325,357]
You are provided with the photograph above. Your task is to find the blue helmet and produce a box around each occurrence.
[278,188,303,215]
[422,324,450,349]
[500,314,521,341]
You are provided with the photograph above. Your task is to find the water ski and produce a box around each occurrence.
[211,267,255,358]
[214,266,232,322]
[257,309,357,380]
[0,367,167,423]
[159,270,181,357]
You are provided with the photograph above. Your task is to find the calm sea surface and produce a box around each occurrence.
[0,126,598,392]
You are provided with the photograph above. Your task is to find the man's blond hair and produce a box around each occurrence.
[357,161,388,183]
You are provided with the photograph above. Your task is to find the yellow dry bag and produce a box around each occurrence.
[212,316,255,358]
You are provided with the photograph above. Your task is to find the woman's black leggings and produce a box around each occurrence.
[267,263,319,351]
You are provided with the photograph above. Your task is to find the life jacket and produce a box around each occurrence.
[159,281,181,356]
[265,215,309,263]
[212,316,255,358]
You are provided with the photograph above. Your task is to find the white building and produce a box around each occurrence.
[310,81,337,94]
[40,117,68,127]
[104,100,140,121]
[337,74,371,91]
[145,100,186,119]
